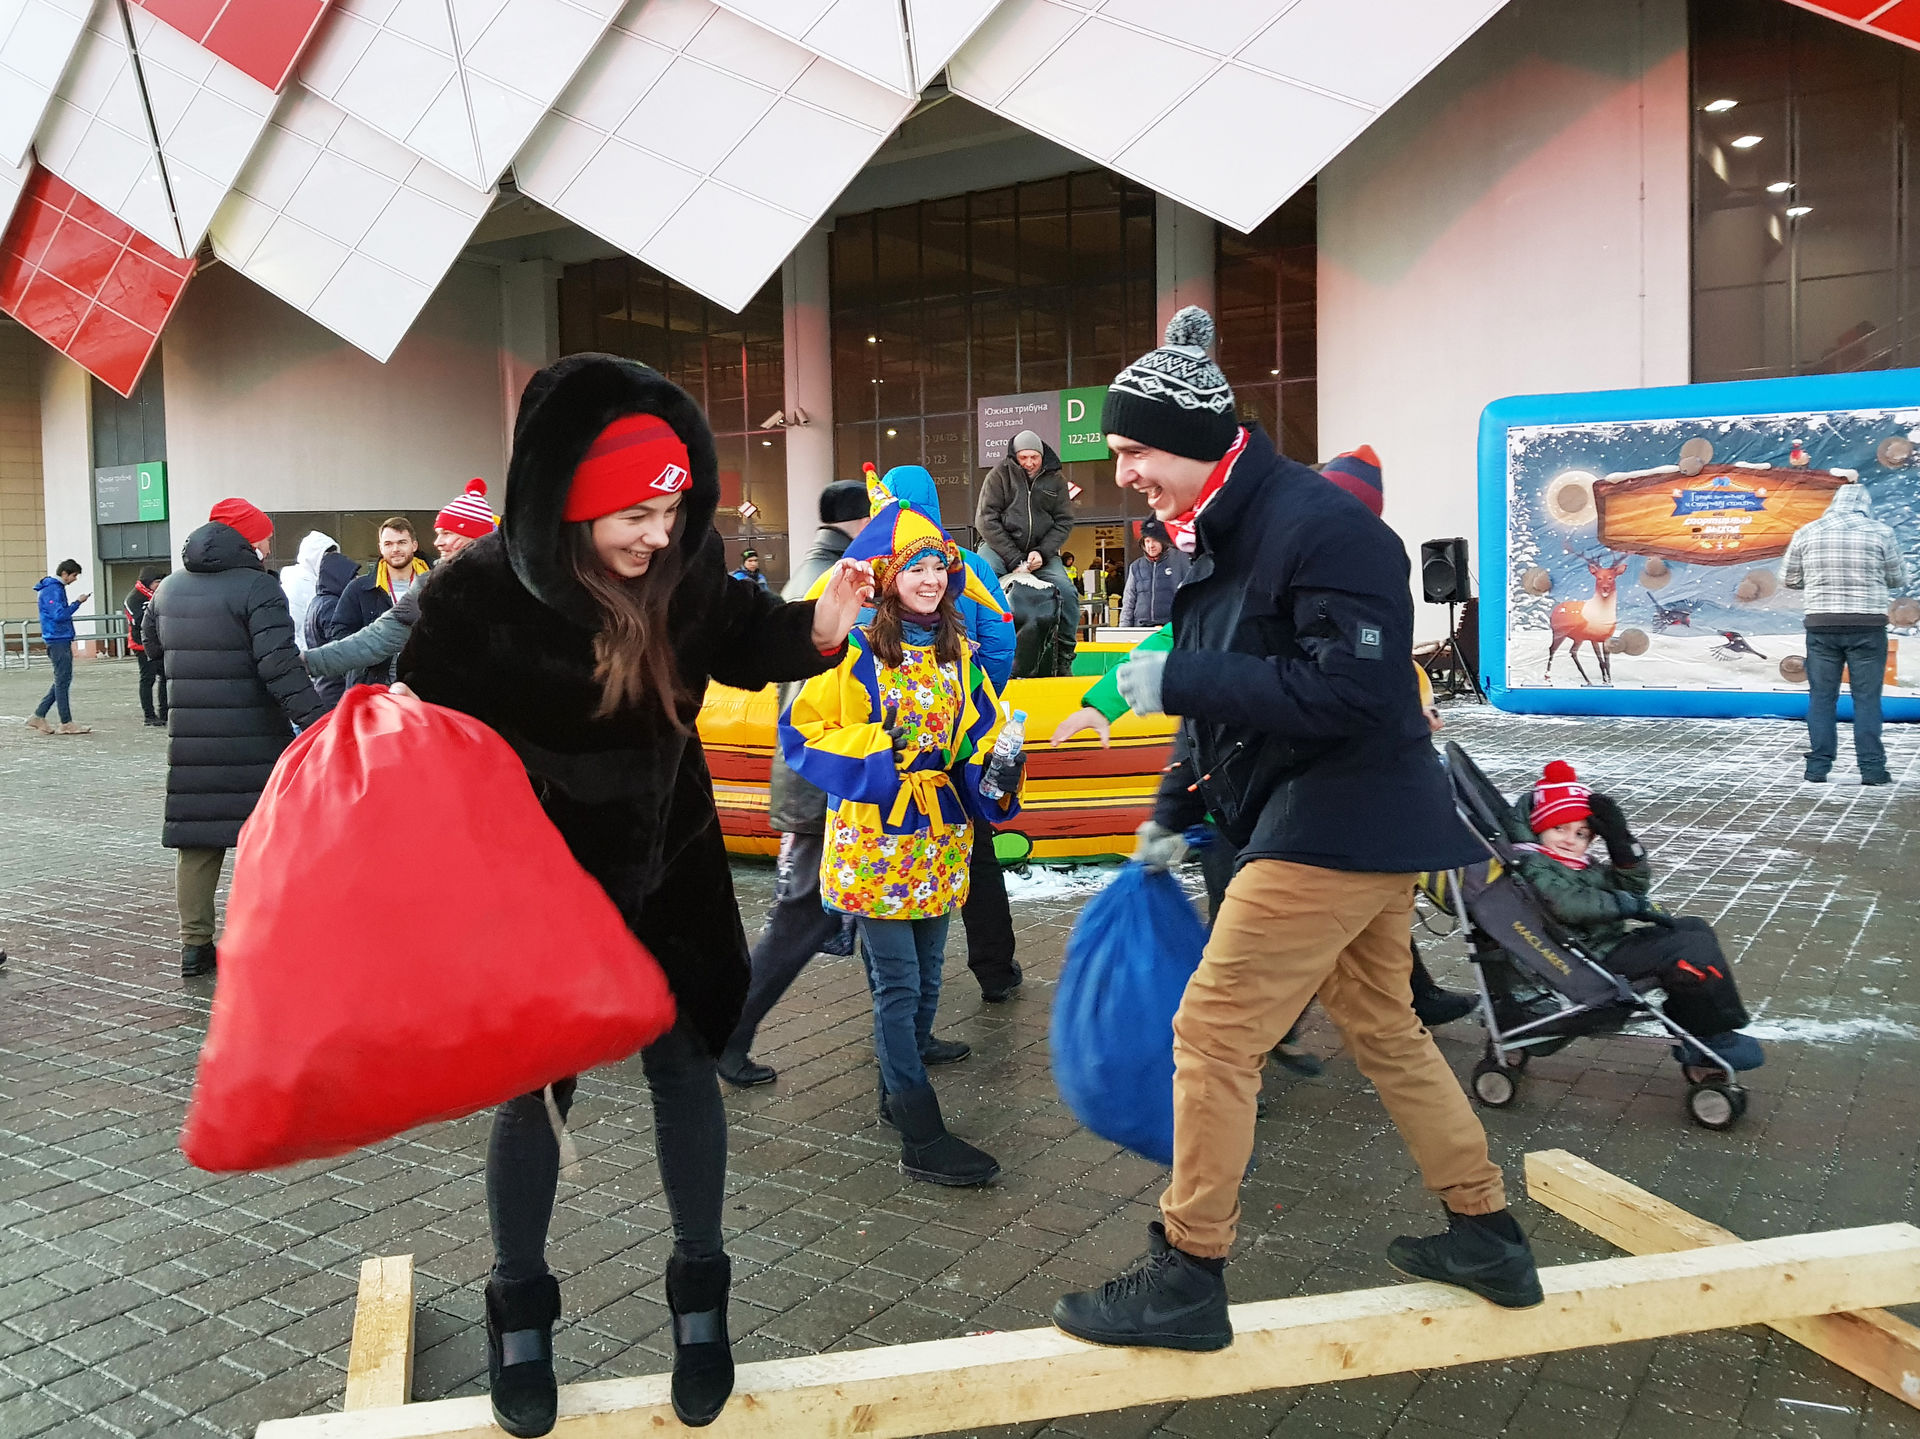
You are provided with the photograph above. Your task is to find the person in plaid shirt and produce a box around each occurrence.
[1783,484,1910,785]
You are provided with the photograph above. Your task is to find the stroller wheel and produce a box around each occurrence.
[1686,1081,1746,1131]
[1472,1059,1518,1108]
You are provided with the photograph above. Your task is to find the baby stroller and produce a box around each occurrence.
[1417,742,1748,1131]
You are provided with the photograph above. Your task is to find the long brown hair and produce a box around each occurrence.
[865,570,964,670]
[565,522,687,723]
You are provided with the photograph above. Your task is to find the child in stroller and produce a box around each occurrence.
[1507,761,1764,1078]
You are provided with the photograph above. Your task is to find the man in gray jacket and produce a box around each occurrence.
[1783,483,1910,785]
[976,430,1078,671]
[718,481,872,1086]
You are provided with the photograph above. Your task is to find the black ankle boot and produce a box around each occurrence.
[1053,1222,1232,1351]
[180,943,216,978]
[1386,1207,1543,1309]
[890,1084,998,1186]
[664,1252,733,1427]
[485,1274,560,1437]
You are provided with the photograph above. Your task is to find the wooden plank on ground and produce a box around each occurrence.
[1527,1149,1920,1410]
[261,1224,1920,1439]
[344,1255,414,1411]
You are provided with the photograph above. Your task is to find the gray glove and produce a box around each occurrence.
[1132,820,1189,874]
[1116,648,1170,717]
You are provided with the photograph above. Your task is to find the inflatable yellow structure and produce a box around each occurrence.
[699,649,1177,864]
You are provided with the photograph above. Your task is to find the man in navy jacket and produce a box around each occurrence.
[1053,309,1539,1354]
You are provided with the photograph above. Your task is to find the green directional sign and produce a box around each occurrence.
[1057,386,1109,462]
[136,461,167,521]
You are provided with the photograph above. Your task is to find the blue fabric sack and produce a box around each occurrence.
[1050,863,1207,1166]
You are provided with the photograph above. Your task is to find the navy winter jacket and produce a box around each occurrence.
[1121,549,1190,627]
[35,577,81,643]
[304,551,361,705]
[1152,425,1480,874]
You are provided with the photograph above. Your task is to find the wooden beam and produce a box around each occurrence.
[262,1225,1920,1439]
[1527,1149,1920,1410]
[344,1255,414,1412]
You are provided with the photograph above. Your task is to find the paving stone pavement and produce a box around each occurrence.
[3,657,1919,1439]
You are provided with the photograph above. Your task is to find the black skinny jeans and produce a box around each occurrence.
[488,1017,727,1285]
[137,651,167,720]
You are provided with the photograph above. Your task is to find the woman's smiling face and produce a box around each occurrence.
[895,553,948,616]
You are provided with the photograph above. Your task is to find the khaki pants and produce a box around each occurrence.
[176,847,227,947]
[1161,859,1506,1258]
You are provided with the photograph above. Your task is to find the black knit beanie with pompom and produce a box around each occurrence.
[1100,306,1239,462]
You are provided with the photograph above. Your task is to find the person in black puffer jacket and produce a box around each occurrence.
[143,499,330,979]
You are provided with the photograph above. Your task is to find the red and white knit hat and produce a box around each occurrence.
[435,478,497,539]
[1530,761,1591,832]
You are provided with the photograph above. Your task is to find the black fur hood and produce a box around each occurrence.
[505,353,720,629]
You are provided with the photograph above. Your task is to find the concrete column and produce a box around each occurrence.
[38,351,95,588]
[500,259,562,455]
[1155,195,1216,337]
[0,328,48,614]
[782,228,834,545]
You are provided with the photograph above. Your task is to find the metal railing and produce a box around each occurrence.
[0,613,131,669]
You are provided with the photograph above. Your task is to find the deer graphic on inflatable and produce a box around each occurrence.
[1547,553,1632,685]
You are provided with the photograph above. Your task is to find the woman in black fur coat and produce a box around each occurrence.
[400,354,869,1435]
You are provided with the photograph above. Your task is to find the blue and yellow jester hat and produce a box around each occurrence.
[805,491,1005,616]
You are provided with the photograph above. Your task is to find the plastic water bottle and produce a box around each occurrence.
[979,708,1027,803]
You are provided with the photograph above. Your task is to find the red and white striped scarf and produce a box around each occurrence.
[1514,842,1590,871]
[1165,427,1250,556]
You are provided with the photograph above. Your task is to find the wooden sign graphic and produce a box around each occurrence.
[1593,465,1849,564]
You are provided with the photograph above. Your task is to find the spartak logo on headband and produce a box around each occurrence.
[653,463,689,494]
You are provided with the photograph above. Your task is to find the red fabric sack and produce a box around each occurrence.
[180,687,676,1171]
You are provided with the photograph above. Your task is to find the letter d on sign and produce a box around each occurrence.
[1065,397,1085,424]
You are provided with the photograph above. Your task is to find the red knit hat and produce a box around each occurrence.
[209,497,272,547]
[563,414,692,522]
[435,478,497,538]
[1322,445,1383,516]
[1530,761,1591,832]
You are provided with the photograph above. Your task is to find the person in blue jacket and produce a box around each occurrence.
[730,547,771,592]
[27,561,90,735]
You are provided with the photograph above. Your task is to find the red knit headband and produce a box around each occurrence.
[564,414,692,523]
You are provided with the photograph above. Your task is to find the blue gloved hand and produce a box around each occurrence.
[1132,820,1189,874]
[1116,648,1169,717]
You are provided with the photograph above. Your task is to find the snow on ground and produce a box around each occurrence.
[1506,625,1920,691]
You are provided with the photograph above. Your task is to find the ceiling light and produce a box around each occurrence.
[1766,180,1794,193]
[1787,205,1812,217]
[866,334,877,344]
[760,439,773,447]
[886,428,898,437]
[1730,134,1763,149]
[1268,368,1280,376]
[1703,98,1738,113]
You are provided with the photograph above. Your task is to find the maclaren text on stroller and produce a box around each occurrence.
[1419,743,1750,1131]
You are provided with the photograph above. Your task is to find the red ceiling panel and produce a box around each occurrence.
[0,169,194,397]
[1783,0,1920,47]
[128,0,333,92]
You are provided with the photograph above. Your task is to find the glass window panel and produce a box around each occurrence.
[835,317,878,423]
[1072,280,1130,385]
[923,197,968,299]
[875,204,921,308]
[1694,283,1789,381]
[922,300,969,412]
[745,334,783,425]
[1020,298,1069,391]
[876,418,922,475]
[971,186,1018,295]
[1279,380,1317,463]
[1018,177,1072,288]
[1794,85,1898,283]
[712,434,746,537]
[875,309,921,416]
[924,414,972,514]
[1797,271,1898,371]
[835,421,875,479]
[832,211,875,311]
[590,259,627,355]
[708,321,747,426]
[745,432,788,535]
[971,293,1019,395]
[558,267,594,356]
[1235,383,1280,449]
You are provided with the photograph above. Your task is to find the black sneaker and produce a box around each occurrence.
[716,1049,775,1087]
[920,1036,971,1065]
[1053,1223,1232,1351]
[1386,1208,1543,1308]
[979,962,1024,1003]
[180,943,217,978]
[1863,772,1892,787]
[1804,768,1830,783]
[1413,986,1477,1027]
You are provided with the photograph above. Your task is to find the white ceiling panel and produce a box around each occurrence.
[948,0,1510,233]
[209,85,495,359]
[514,0,913,314]
[901,0,1001,90]
[0,148,28,235]
[0,0,91,168]
[297,0,620,188]
[710,0,911,94]
[32,0,181,253]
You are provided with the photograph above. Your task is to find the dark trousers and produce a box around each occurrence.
[961,819,1017,985]
[1804,627,1888,779]
[1607,918,1749,1036]
[488,1018,726,1285]
[860,914,951,1097]
[723,830,841,1058]
[34,641,73,723]
[137,650,167,721]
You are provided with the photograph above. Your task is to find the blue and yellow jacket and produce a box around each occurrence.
[780,626,1020,919]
